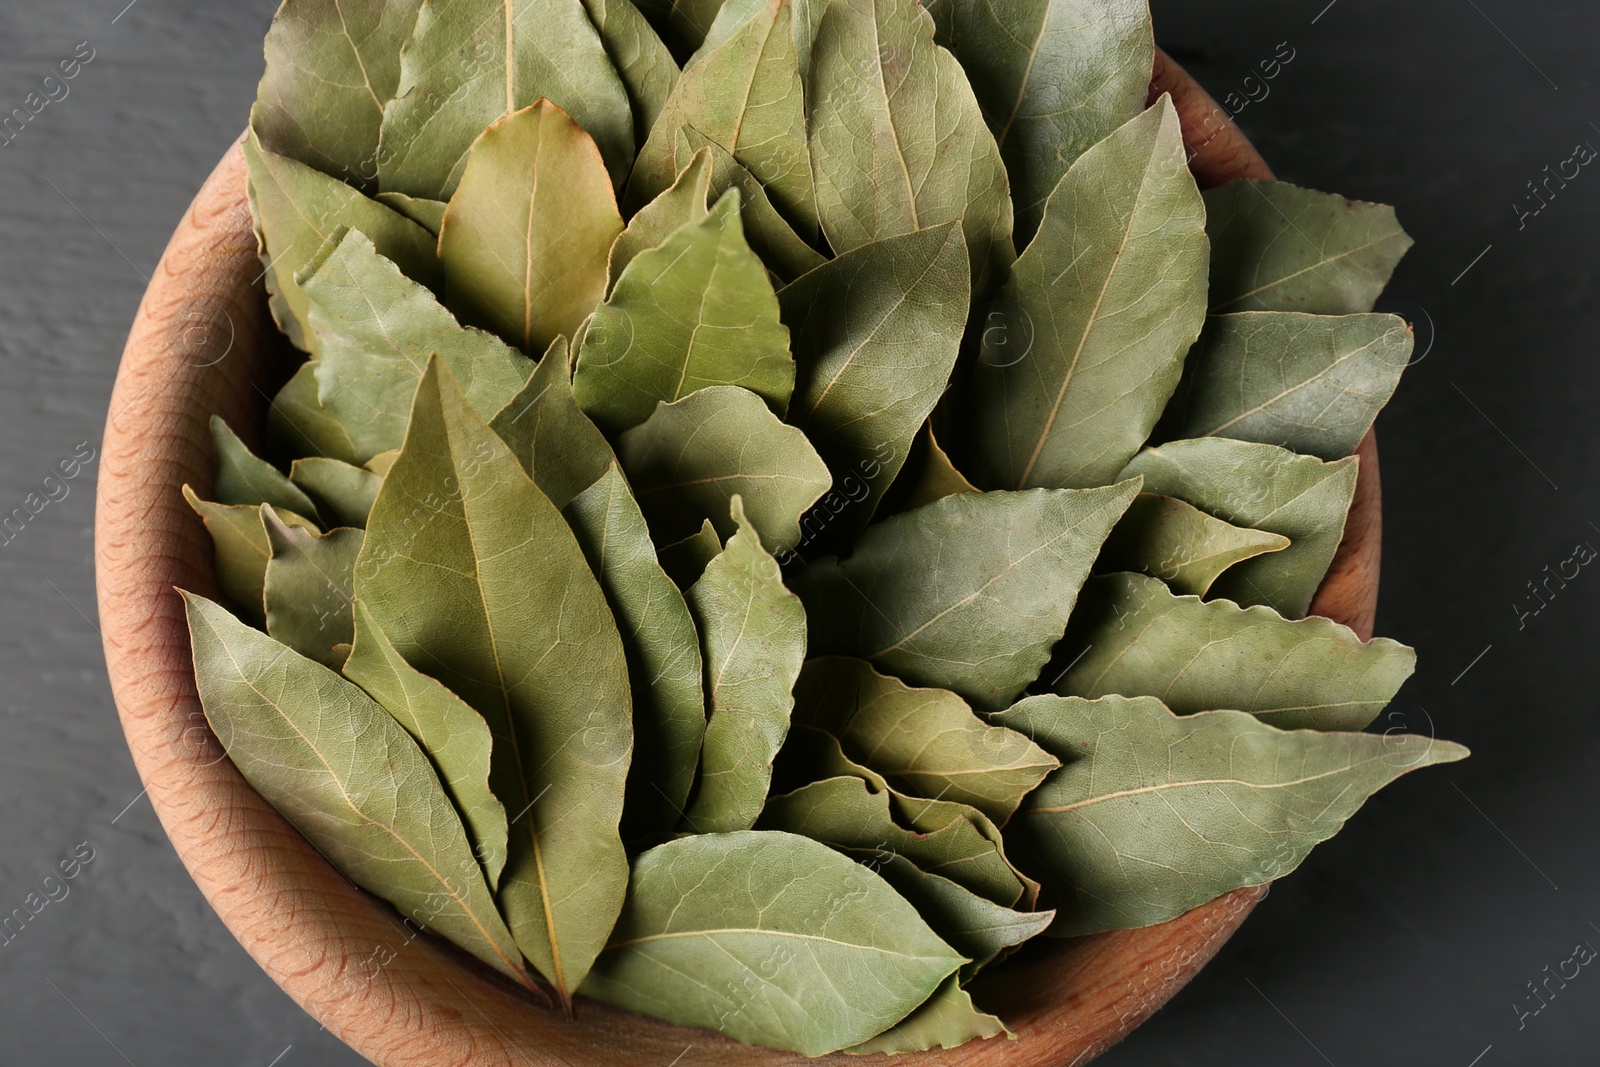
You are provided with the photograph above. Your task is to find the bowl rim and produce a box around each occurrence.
[94,49,1382,1067]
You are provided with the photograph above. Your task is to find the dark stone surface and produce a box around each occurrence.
[0,1,1592,1064]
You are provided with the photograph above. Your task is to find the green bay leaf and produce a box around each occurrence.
[245,133,440,351]
[377,0,635,197]
[629,0,816,234]
[579,830,963,1056]
[928,0,1152,245]
[302,228,534,462]
[969,96,1208,491]
[794,657,1057,824]
[211,416,320,520]
[440,101,624,355]
[488,338,616,509]
[182,592,530,985]
[1051,571,1416,731]
[793,483,1139,711]
[1205,180,1413,314]
[996,693,1467,935]
[1098,493,1289,598]
[807,0,1013,291]
[263,507,362,668]
[617,385,831,552]
[1163,311,1411,461]
[289,457,382,530]
[1120,438,1358,617]
[344,601,509,890]
[780,223,969,548]
[356,358,631,1000]
[564,465,706,839]
[683,498,805,833]
[250,0,423,190]
[574,192,794,432]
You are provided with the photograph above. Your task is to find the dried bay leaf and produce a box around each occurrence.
[301,228,533,462]
[250,0,423,189]
[375,191,447,235]
[580,0,680,139]
[780,223,969,548]
[488,338,616,509]
[183,488,315,627]
[182,592,530,984]
[1205,179,1413,315]
[808,0,1013,290]
[564,464,706,838]
[579,830,964,1056]
[1098,493,1289,598]
[793,657,1057,824]
[574,192,794,432]
[793,482,1140,711]
[377,0,635,197]
[1120,438,1357,617]
[629,0,816,235]
[266,361,361,465]
[440,101,624,356]
[995,693,1466,935]
[617,385,831,552]
[356,359,631,999]
[1163,311,1411,461]
[1050,572,1416,732]
[605,146,714,289]
[244,133,440,351]
[289,458,382,530]
[263,507,362,667]
[656,518,722,589]
[902,423,979,511]
[682,498,805,832]
[927,0,1152,244]
[844,976,1008,1054]
[211,416,320,520]
[673,127,827,282]
[343,601,508,890]
[968,97,1208,491]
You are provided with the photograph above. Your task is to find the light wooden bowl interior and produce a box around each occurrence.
[95,52,1382,1067]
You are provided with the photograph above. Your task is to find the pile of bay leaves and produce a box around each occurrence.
[180,0,1468,1055]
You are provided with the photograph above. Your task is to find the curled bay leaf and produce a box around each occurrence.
[968,97,1208,492]
[564,464,707,839]
[289,457,382,530]
[250,0,423,189]
[440,101,624,355]
[301,228,533,462]
[263,507,362,667]
[617,385,831,552]
[807,0,1013,290]
[1164,311,1411,461]
[1120,438,1357,617]
[927,0,1152,245]
[683,498,805,833]
[1098,493,1289,598]
[780,223,970,549]
[182,592,529,985]
[793,482,1140,711]
[845,976,1008,1054]
[574,192,794,432]
[343,601,508,890]
[183,487,315,627]
[1050,571,1416,732]
[995,693,1467,935]
[488,338,616,509]
[377,0,635,197]
[356,358,631,999]
[211,416,320,520]
[579,830,964,1056]
[1205,179,1414,315]
[244,133,440,351]
[794,657,1058,824]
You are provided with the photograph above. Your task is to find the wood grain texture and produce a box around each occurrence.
[95,55,1383,1067]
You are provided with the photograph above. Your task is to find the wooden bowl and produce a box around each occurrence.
[95,51,1383,1067]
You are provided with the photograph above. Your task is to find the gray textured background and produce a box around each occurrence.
[0,1,1593,1064]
